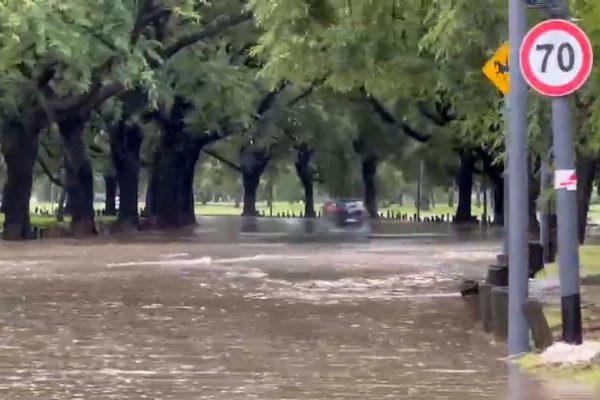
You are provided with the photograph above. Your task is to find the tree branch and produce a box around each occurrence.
[287,80,322,107]
[256,81,288,116]
[132,1,164,43]
[82,82,125,114]
[418,102,447,126]
[162,11,253,59]
[202,149,242,172]
[37,158,64,187]
[363,93,431,142]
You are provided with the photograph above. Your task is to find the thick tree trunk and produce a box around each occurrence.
[104,173,117,216]
[361,155,378,218]
[454,152,475,223]
[353,138,378,217]
[58,114,96,236]
[492,176,504,226]
[1,127,38,240]
[110,121,143,228]
[144,180,155,217]
[241,147,271,217]
[242,172,261,216]
[148,132,202,228]
[1,110,45,240]
[576,154,598,244]
[294,144,316,218]
[362,156,378,218]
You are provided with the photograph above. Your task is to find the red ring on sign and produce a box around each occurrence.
[520,19,593,97]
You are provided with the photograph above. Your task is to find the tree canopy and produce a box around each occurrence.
[1,0,600,240]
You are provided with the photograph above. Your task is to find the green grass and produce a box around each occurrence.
[543,306,599,334]
[588,204,600,222]
[544,308,563,330]
[515,353,600,387]
[538,245,600,279]
[1,200,488,230]
[193,201,487,218]
[0,213,117,230]
[23,199,600,220]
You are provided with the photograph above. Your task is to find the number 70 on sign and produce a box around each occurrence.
[520,19,593,97]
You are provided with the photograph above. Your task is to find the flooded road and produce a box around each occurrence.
[0,235,598,399]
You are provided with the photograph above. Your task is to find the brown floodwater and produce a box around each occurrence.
[0,236,597,399]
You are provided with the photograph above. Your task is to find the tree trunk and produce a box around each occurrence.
[361,155,378,218]
[0,121,40,240]
[104,173,117,216]
[475,184,482,208]
[57,189,67,222]
[576,154,599,244]
[241,147,271,217]
[417,190,431,211]
[492,176,504,226]
[1,108,47,240]
[242,172,261,216]
[148,132,202,228]
[482,188,488,224]
[294,144,316,218]
[57,114,96,236]
[110,120,143,228]
[454,152,475,223]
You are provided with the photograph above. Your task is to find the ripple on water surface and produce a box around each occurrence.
[0,243,598,399]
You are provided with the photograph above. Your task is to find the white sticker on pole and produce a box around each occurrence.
[554,169,577,191]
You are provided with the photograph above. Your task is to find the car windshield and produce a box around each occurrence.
[338,200,363,206]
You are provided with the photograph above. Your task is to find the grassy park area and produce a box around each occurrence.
[192,202,486,218]
[514,245,600,386]
[540,245,600,280]
[8,201,600,230]
[532,245,600,387]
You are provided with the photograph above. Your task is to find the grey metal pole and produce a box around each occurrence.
[551,97,583,344]
[503,168,509,255]
[503,109,509,258]
[507,0,530,355]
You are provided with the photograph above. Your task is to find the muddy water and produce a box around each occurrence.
[0,239,597,399]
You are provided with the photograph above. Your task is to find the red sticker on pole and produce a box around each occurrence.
[520,19,593,97]
[554,169,577,191]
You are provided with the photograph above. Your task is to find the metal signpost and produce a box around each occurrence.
[481,4,530,354]
[520,18,593,344]
[507,0,530,355]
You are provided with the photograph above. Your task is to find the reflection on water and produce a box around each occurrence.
[0,238,597,399]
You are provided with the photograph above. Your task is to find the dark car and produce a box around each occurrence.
[322,199,368,227]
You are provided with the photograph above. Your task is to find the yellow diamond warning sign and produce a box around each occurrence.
[482,42,510,95]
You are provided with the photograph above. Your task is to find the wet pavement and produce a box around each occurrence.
[0,229,599,399]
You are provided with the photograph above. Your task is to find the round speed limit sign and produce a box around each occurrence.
[520,19,593,97]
